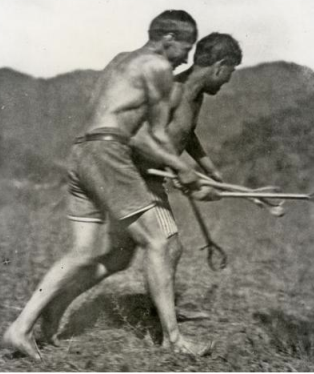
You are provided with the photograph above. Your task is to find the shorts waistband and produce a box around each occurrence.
[75,127,130,145]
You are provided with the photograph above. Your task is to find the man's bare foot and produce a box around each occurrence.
[163,335,214,357]
[3,324,42,361]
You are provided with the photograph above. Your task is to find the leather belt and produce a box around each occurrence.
[75,133,129,145]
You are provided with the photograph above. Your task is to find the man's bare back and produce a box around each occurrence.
[87,50,173,137]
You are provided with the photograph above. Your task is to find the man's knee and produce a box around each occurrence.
[63,251,108,282]
[146,236,168,254]
[66,247,99,266]
[126,208,168,252]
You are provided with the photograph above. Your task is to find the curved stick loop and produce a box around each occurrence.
[188,197,227,272]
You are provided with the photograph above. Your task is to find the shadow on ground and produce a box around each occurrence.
[57,293,163,345]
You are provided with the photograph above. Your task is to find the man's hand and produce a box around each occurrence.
[174,170,221,201]
[207,169,223,183]
[190,181,221,202]
[177,168,199,189]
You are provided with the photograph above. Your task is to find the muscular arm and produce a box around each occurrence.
[130,83,183,167]
[134,58,196,184]
[185,132,222,182]
[130,122,173,167]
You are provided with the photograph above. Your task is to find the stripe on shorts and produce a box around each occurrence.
[149,189,178,238]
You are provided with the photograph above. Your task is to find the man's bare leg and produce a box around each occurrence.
[3,222,101,360]
[125,208,205,354]
[163,234,211,322]
[43,224,182,346]
[167,234,183,286]
[41,221,136,345]
[3,221,135,360]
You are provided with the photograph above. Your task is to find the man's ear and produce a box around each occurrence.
[163,32,175,42]
[214,59,226,76]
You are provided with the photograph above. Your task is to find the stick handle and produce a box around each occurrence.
[219,192,311,200]
[147,168,279,193]
[146,168,312,202]
[147,168,174,179]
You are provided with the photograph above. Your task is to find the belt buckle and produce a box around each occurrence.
[102,135,114,141]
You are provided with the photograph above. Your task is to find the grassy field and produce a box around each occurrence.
[1,62,314,371]
[1,177,314,372]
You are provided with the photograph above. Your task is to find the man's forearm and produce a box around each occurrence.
[197,156,219,175]
[131,128,188,172]
[152,129,190,172]
[185,133,222,181]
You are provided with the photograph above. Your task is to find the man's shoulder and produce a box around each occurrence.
[135,51,172,74]
[101,50,171,79]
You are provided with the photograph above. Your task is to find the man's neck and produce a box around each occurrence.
[142,40,166,57]
[176,67,202,102]
[186,70,206,102]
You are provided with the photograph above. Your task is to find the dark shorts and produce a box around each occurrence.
[104,179,178,242]
[67,128,155,222]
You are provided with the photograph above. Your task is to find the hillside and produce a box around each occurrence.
[0,68,99,182]
[196,61,314,189]
[0,62,313,187]
[198,61,314,143]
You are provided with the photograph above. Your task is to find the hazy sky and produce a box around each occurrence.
[0,0,313,78]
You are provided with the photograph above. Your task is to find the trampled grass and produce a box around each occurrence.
[1,181,314,371]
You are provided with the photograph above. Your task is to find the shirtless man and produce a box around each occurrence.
[3,10,207,360]
[36,32,242,354]
[132,32,242,289]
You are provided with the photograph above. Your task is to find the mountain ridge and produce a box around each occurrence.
[0,61,313,186]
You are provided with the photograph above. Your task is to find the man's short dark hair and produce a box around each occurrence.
[194,33,242,66]
[149,10,198,43]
